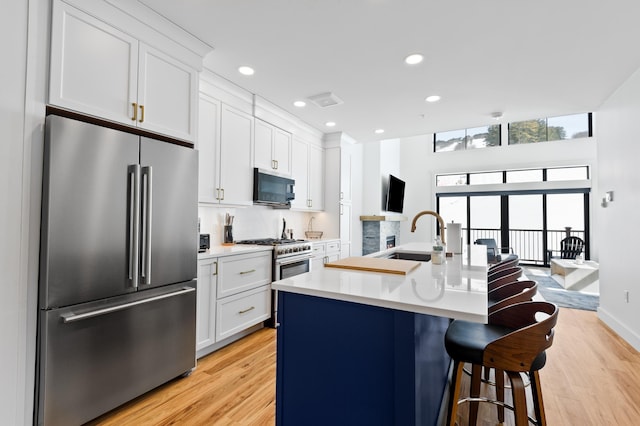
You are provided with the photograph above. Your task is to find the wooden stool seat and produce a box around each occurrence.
[445,301,559,426]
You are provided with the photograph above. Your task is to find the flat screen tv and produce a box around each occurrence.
[385,174,405,213]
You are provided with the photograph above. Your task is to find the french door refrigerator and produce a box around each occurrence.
[36,115,198,425]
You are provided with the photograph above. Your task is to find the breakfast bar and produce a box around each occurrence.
[271,244,488,426]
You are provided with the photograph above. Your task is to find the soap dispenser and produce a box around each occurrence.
[432,237,444,265]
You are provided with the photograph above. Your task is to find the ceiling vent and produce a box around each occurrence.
[307,92,344,108]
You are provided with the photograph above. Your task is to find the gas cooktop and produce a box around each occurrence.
[235,238,308,246]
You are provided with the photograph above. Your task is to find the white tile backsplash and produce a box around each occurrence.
[198,205,314,244]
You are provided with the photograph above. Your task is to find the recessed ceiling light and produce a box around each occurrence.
[404,54,424,65]
[238,66,255,76]
[425,95,441,103]
[293,100,306,108]
[375,129,385,134]
[325,121,336,127]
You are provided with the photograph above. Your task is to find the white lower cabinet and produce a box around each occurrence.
[216,285,271,342]
[196,257,217,352]
[196,250,272,357]
[311,239,342,270]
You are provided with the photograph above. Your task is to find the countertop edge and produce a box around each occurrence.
[271,280,487,323]
[198,244,273,259]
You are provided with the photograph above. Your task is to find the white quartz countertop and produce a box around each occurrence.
[198,244,272,259]
[271,243,489,323]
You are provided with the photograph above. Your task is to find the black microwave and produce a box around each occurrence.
[253,168,295,208]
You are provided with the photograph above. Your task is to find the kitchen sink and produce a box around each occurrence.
[387,252,431,262]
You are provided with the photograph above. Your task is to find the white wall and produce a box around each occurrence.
[595,67,640,351]
[396,129,599,253]
[1,0,49,423]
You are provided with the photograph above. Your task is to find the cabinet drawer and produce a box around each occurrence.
[326,241,341,253]
[216,285,270,341]
[312,243,326,256]
[217,251,272,298]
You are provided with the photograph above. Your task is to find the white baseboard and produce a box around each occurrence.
[597,307,640,352]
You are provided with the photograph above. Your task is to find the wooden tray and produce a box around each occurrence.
[324,256,421,275]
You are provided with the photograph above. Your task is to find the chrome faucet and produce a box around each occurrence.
[410,210,446,246]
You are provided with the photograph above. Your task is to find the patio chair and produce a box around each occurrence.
[474,238,513,263]
[547,236,584,263]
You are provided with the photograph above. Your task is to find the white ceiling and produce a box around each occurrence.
[140,0,640,143]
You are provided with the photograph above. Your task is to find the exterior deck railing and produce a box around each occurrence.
[463,228,586,265]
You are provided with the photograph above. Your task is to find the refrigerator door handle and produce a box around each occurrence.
[60,286,195,323]
[141,166,153,285]
[128,164,141,288]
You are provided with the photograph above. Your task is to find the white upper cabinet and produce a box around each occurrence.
[198,92,254,205]
[290,138,309,210]
[218,104,254,205]
[197,94,221,204]
[49,1,198,142]
[254,118,292,175]
[136,44,198,141]
[309,144,325,210]
[290,137,324,211]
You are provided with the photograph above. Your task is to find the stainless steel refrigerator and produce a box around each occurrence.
[36,115,198,425]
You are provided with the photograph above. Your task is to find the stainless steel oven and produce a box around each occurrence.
[274,247,313,280]
[236,238,312,327]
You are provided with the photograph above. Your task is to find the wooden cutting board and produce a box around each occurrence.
[324,256,421,275]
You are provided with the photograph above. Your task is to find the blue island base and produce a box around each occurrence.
[276,291,451,426]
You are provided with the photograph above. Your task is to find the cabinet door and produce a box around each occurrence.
[219,105,254,205]
[340,148,352,203]
[49,1,138,125]
[309,145,324,210]
[254,119,274,171]
[197,94,221,203]
[340,203,352,245]
[196,258,217,351]
[290,138,309,209]
[137,44,198,142]
[273,127,292,175]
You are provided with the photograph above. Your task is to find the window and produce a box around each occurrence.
[469,171,502,185]
[436,174,467,186]
[506,169,543,183]
[434,125,500,152]
[546,166,589,181]
[508,113,591,145]
[437,166,589,187]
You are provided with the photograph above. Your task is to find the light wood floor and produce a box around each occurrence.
[89,308,640,426]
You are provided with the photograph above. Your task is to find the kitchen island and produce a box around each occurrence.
[271,243,488,426]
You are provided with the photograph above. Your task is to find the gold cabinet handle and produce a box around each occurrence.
[238,306,255,314]
[131,102,138,121]
[139,104,145,123]
[220,188,225,200]
[239,269,256,275]
[213,261,218,276]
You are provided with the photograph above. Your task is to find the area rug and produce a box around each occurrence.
[523,268,599,311]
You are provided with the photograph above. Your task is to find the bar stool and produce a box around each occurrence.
[445,301,559,426]
[488,266,523,291]
[488,279,537,314]
[488,254,519,274]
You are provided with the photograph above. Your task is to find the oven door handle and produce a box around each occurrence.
[276,254,313,266]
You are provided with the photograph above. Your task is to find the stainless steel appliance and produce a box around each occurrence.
[253,168,295,207]
[35,115,198,426]
[236,238,312,326]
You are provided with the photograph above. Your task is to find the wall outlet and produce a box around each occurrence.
[624,290,630,303]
